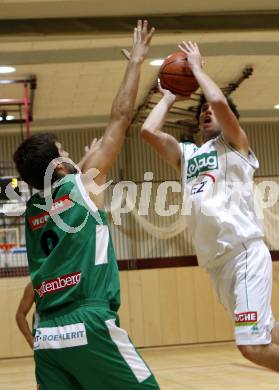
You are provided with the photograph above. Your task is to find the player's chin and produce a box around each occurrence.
[201,124,214,133]
[201,126,220,139]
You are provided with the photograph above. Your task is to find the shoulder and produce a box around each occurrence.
[218,134,259,169]
[26,192,41,209]
[179,141,199,160]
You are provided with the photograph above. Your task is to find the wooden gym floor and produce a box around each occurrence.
[0,342,278,389]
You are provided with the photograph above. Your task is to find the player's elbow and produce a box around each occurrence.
[210,97,228,111]
[141,126,150,138]
[110,104,133,127]
[111,112,131,128]
[141,126,156,142]
[141,127,165,152]
[15,310,22,326]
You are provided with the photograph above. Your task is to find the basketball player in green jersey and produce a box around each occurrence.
[13,20,160,389]
[15,140,101,351]
[140,41,279,373]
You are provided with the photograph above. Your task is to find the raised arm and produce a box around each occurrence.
[15,281,34,349]
[179,41,249,156]
[141,86,184,172]
[82,20,154,178]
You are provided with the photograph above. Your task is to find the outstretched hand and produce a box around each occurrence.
[78,137,103,172]
[178,41,203,71]
[121,20,155,64]
[84,137,103,154]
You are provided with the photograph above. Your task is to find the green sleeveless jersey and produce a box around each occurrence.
[25,173,120,314]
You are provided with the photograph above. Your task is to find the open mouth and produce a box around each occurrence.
[204,117,211,124]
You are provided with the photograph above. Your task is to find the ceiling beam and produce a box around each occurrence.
[0,13,278,36]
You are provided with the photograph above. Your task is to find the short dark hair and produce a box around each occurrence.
[13,133,59,189]
[195,94,240,123]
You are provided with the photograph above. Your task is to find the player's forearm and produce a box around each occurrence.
[16,313,33,349]
[90,60,142,174]
[141,96,181,171]
[141,94,175,135]
[80,62,142,175]
[110,60,141,124]
[191,66,226,106]
[192,65,247,150]
[26,333,34,349]
[82,21,154,175]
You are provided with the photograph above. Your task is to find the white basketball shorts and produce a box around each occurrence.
[207,239,274,345]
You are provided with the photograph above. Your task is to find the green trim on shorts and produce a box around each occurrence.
[235,322,257,327]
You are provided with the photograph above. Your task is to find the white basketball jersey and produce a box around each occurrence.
[180,135,264,267]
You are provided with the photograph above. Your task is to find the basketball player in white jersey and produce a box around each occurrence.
[141,41,279,372]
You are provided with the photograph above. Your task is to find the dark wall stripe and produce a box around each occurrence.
[118,251,279,270]
[1,251,279,277]
[0,14,279,36]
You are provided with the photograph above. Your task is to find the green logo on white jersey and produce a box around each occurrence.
[187,151,218,181]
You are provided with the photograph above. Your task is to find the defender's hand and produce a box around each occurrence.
[84,137,102,154]
[121,20,155,65]
[78,137,103,172]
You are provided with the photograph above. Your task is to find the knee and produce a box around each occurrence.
[237,344,268,363]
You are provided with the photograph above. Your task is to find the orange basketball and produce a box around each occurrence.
[159,51,199,97]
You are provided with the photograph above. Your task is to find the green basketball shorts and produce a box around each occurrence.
[34,299,160,389]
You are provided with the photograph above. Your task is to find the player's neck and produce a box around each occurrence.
[202,131,221,144]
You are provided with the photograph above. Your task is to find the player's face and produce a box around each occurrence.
[199,103,221,141]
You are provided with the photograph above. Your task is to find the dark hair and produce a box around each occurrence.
[13,133,59,189]
[195,94,240,124]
